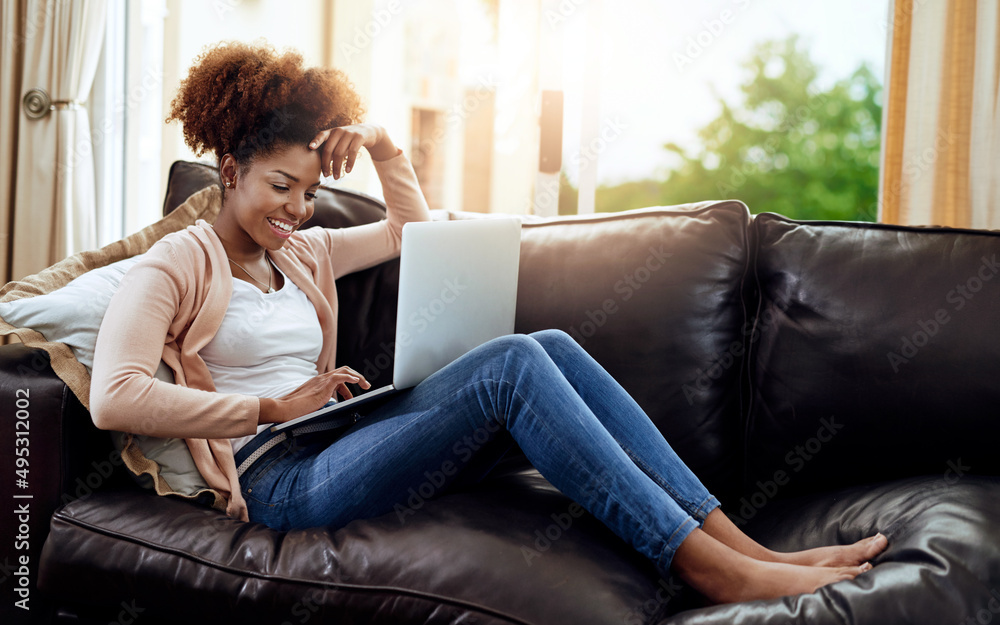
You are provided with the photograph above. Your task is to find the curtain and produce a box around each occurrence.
[1,0,26,287]
[879,0,1000,228]
[11,0,107,281]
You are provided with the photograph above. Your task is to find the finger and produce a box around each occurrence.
[328,130,364,179]
[308,129,332,151]
[324,370,360,385]
[339,367,370,389]
[320,129,346,177]
[344,134,366,175]
[328,152,350,180]
[325,151,342,179]
[333,150,354,180]
[336,383,354,401]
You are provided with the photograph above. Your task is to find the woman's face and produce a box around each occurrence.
[220,143,322,251]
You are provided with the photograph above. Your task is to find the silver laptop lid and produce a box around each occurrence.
[393,217,521,389]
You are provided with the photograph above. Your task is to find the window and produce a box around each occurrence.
[113,0,890,232]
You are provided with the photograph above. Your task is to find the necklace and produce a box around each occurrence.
[227,256,275,293]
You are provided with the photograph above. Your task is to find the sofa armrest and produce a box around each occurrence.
[0,343,128,624]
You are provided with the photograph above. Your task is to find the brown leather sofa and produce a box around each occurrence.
[2,160,999,624]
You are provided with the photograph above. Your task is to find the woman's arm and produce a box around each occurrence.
[90,241,260,439]
[307,124,432,277]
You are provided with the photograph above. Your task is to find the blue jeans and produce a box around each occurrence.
[235,329,720,573]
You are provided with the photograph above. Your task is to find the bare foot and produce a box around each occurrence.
[672,529,873,604]
[715,559,870,604]
[700,509,889,568]
[772,533,888,567]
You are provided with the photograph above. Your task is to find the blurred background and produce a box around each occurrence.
[10,0,998,296]
[64,0,893,247]
[139,1,889,224]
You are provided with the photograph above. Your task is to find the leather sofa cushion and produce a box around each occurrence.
[667,474,1000,624]
[42,468,1000,623]
[40,468,695,624]
[748,214,1000,496]
[515,202,752,504]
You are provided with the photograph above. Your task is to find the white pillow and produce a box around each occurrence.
[0,255,210,496]
[0,255,144,372]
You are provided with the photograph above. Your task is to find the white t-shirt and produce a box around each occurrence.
[199,263,325,454]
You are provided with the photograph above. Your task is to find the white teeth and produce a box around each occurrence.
[268,218,292,233]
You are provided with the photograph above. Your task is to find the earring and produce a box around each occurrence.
[225,180,232,188]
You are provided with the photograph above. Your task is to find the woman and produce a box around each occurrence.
[90,41,886,605]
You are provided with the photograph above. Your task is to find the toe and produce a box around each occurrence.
[868,533,889,556]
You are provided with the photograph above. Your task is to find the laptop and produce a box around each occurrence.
[270,217,521,435]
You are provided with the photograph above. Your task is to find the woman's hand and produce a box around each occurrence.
[259,367,371,424]
[308,123,399,180]
[226,491,249,522]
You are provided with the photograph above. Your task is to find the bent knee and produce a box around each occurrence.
[529,328,579,351]
[494,333,544,354]
[485,333,550,368]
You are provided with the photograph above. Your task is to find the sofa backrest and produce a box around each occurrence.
[746,213,1000,497]
[515,202,753,503]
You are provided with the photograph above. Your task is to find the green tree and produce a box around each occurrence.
[593,36,883,221]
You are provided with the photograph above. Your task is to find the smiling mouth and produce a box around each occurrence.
[267,217,295,234]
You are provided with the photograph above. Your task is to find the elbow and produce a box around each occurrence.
[88,391,119,431]
[89,366,162,433]
[89,384,139,433]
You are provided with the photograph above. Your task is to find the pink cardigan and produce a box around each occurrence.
[90,152,431,520]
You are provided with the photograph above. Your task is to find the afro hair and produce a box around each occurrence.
[166,40,365,168]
